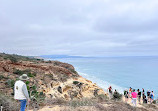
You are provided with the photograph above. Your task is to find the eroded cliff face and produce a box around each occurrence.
[0,53,105,100]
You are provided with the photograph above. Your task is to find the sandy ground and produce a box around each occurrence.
[122,96,143,107]
[28,98,144,111]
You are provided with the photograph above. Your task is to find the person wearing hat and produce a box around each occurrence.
[14,74,30,111]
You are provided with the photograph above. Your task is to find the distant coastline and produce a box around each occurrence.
[40,55,158,59]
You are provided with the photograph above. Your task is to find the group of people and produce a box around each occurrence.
[107,86,155,107]
[124,87,155,106]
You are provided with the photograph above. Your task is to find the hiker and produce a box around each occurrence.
[108,86,113,99]
[147,90,151,103]
[113,89,119,99]
[142,88,145,95]
[129,87,132,98]
[124,89,129,102]
[137,89,141,104]
[143,95,148,103]
[142,88,145,98]
[14,74,30,111]
[150,91,154,103]
[114,89,117,94]
[131,89,137,107]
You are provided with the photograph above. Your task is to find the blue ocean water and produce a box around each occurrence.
[51,56,158,98]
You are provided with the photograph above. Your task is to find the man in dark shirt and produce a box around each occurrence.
[137,89,141,104]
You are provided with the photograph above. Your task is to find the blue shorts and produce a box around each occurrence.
[19,99,27,111]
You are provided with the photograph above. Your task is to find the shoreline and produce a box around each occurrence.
[77,71,126,94]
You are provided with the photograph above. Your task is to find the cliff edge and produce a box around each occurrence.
[0,53,104,101]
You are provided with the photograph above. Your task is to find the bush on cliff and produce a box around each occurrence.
[112,91,122,101]
[69,69,78,74]
[13,69,36,77]
[0,75,8,79]
[97,94,108,102]
[0,93,20,111]
[26,82,45,105]
[69,98,96,108]
[6,79,15,88]
[8,55,18,63]
[73,81,79,85]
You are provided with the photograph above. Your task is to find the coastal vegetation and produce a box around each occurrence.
[0,93,20,111]
[13,69,36,77]
[112,91,122,101]
[0,53,43,63]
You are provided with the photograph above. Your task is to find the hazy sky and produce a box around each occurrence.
[0,0,158,56]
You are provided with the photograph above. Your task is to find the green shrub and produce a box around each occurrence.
[69,98,96,108]
[97,94,108,102]
[13,69,23,75]
[152,100,157,104]
[8,55,18,63]
[73,81,79,85]
[70,69,78,74]
[54,61,59,65]
[0,93,20,111]
[6,79,15,88]
[0,75,3,79]
[13,69,36,77]
[112,91,122,101]
[39,92,44,96]
[27,84,46,104]
[0,75,8,79]
[26,81,30,85]
[28,73,34,77]
[32,85,37,90]
[36,59,41,61]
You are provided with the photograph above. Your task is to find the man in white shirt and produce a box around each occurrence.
[14,74,30,111]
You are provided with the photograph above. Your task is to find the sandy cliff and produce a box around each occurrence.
[0,53,104,100]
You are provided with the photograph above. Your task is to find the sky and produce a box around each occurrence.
[0,0,158,57]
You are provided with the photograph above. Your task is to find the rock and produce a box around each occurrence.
[58,86,62,94]
[63,85,72,92]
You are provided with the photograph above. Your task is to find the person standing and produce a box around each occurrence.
[14,74,30,111]
[147,90,151,103]
[143,95,148,103]
[129,87,132,98]
[142,88,145,95]
[137,89,141,104]
[150,91,154,103]
[108,86,113,99]
[131,89,137,107]
[142,88,145,101]
[124,89,129,102]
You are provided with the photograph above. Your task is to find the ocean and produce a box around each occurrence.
[49,56,158,99]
